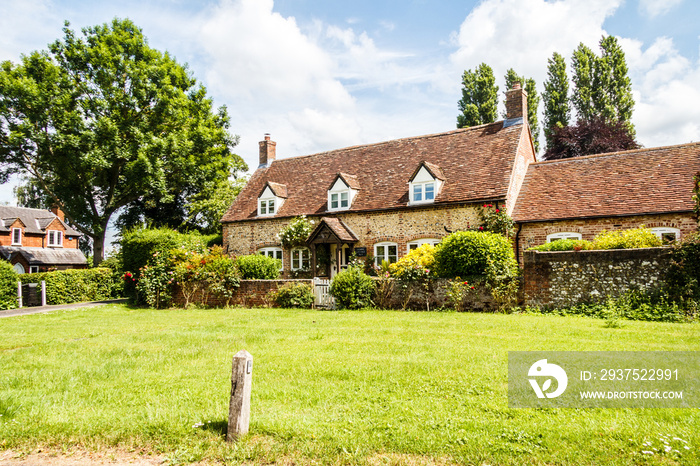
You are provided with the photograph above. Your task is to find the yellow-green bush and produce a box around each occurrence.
[389,244,436,280]
[29,268,117,305]
[529,226,662,252]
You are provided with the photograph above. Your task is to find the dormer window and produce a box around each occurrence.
[257,182,287,217]
[409,162,444,206]
[328,173,359,212]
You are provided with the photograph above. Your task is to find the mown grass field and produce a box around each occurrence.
[0,304,698,465]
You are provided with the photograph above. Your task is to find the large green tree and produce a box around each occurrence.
[542,52,570,152]
[0,19,246,265]
[503,69,540,153]
[572,36,634,129]
[457,63,498,128]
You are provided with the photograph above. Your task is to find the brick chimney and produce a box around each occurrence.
[259,134,276,168]
[50,205,65,222]
[505,82,528,122]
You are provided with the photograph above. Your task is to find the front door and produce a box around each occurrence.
[330,244,351,278]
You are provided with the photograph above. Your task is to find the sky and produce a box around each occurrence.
[1,0,699,207]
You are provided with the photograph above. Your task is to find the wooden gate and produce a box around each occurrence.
[313,278,335,308]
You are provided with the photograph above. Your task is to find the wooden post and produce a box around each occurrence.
[41,281,46,307]
[227,350,253,442]
[17,281,22,308]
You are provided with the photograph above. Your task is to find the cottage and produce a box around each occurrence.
[0,205,87,274]
[221,83,700,277]
[221,85,536,277]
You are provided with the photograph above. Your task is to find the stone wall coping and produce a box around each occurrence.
[523,247,671,264]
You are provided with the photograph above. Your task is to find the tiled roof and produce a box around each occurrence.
[222,121,526,222]
[0,206,81,236]
[265,181,288,198]
[0,246,87,265]
[512,142,700,222]
[333,173,361,191]
[307,217,359,243]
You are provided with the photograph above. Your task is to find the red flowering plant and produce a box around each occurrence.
[478,203,515,238]
[445,277,477,312]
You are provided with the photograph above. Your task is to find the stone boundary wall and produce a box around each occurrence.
[173,279,313,308]
[523,247,672,308]
[373,278,495,311]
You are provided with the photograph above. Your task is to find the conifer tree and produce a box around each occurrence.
[542,52,570,152]
[457,63,498,128]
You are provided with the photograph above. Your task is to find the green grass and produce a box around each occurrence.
[0,305,698,465]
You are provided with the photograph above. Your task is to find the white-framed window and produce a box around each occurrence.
[651,227,680,243]
[408,165,442,205]
[412,181,435,203]
[374,242,398,266]
[11,228,22,246]
[13,263,25,274]
[258,198,276,216]
[546,232,582,243]
[47,230,63,247]
[407,238,441,252]
[327,177,356,212]
[291,248,311,271]
[258,247,283,270]
[329,191,349,210]
[29,266,39,273]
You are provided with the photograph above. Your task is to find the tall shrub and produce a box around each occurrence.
[236,254,281,280]
[433,231,517,278]
[0,262,18,310]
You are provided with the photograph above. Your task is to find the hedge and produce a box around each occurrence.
[27,268,118,305]
[0,261,19,310]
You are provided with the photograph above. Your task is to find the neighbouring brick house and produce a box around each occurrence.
[512,143,700,261]
[0,206,87,274]
[221,83,700,277]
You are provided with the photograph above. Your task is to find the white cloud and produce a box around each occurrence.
[0,0,61,62]
[450,0,623,89]
[639,0,684,18]
[620,37,700,147]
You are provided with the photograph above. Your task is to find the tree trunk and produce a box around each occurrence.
[92,233,105,267]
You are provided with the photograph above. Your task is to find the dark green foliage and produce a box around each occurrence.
[532,291,692,323]
[433,231,517,279]
[667,233,700,305]
[0,19,246,264]
[457,63,498,128]
[0,261,18,309]
[504,69,540,153]
[571,37,635,131]
[29,268,117,305]
[330,266,376,309]
[272,282,314,309]
[543,52,570,152]
[120,228,209,299]
[236,255,281,280]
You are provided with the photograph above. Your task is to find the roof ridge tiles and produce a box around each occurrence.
[533,140,700,166]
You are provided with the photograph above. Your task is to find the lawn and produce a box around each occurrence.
[0,304,698,465]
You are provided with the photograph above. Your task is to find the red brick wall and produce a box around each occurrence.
[517,213,696,261]
[0,218,80,249]
[173,279,314,308]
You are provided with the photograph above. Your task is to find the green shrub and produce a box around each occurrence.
[120,228,209,299]
[0,262,18,310]
[592,227,661,249]
[136,252,174,309]
[667,233,700,306]
[236,254,281,280]
[433,230,517,279]
[30,268,117,305]
[529,227,662,252]
[330,266,376,309]
[279,216,314,249]
[272,282,314,308]
[200,247,241,307]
